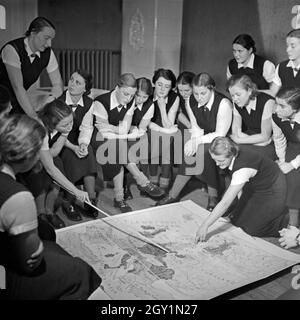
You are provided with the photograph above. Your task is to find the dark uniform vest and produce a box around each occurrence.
[235,92,273,135]
[189,91,227,134]
[0,38,51,113]
[278,60,300,89]
[131,98,153,126]
[228,55,269,89]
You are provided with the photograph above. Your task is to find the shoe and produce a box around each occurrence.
[155,194,179,206]
[138,182,165,199]
[123,185,133,200]
[61,204,82,221]
[82,199,99,219]
[206,196,218,212]
[47,213,66,229]
[113,199,132,213]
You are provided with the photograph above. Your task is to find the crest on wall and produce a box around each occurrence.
[129,9,144,51]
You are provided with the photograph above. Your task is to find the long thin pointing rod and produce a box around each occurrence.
[53,181,170,253]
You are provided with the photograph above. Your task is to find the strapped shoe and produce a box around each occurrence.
[155,194,179,206]
[123,185,133,200]
[47,213,66,229]
[61,204,82,221]
[138,182,165,199]
[82,199,99,219]
[113,199,132,213]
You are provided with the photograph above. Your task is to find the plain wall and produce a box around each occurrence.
[181,0,299,94]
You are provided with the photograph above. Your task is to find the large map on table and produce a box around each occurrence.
[56,200,300,300]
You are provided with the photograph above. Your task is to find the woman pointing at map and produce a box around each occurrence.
[195,136,289,243]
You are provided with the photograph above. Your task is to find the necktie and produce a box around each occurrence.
[117,104,123,112]
[293,67,300,75]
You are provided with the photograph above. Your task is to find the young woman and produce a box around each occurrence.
[228,74,276,160]
[58,70,99,219]
[272,87,300,226]
[79,73,146,213]
[157,73,232,210]
[21,100,89,227]
[0,114,101,299]
[195,137,288,243]
[0,17,63,118]
[124,77,164,199]
[148,68,180,192]
[176,71,195,130]
[227,34,275,90]
[271,29,300,96]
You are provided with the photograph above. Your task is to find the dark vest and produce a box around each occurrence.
[0,172,28,267]
[58,91,93,144]
[131,98,153,126]
[231,149,280,191]
[278,60,300,89]
[95,91,135,126]
[272,113,300,143]
[189,91,227,134]
[0,38,51,113]
[152,90,178,127]
[235,92,273,135]
[228,55,269,89]
[178,96,189,118]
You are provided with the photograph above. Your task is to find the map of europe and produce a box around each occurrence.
[56,200,300,300]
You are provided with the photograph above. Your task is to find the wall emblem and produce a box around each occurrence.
[129,9,144,51]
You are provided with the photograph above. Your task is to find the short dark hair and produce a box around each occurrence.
[74,69,93,95]
[38,99,72,132]
[152,68,176,89]
[232,34,256,53]
[287,29,300,40]
[176,71,195,87]
[25,17,55,37]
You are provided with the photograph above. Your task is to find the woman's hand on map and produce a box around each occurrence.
[278,226,300,249]
[195,223,209,243]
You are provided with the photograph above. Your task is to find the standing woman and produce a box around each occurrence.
[195,137,288,243]
[0,16,63,118]
[157,73,232,210]
[148,68,180,192]
[58,70,99,219]
[228,74,276,160]
[272,87,300,227]
[227,34,275,90]
[0,114,101,300]
[176,71,195,130]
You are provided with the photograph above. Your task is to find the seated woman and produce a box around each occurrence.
[148,68,180,192]
[195,137,288,243]
[124,77,164,199]
[0,114,101,299]
[157,73,232,211]
[58,70,99,219]
[176,71,195,130]
[79,73,161,213]
[228,74,276,160]
[272,87,300,227]
[227,34,275,90]
[21,100,90,227]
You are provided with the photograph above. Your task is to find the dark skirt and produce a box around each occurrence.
[230,171,288,237]
[18,157,65,197]
[5,240,102,300]
[285,141,300,209]
[60,145,97,184]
